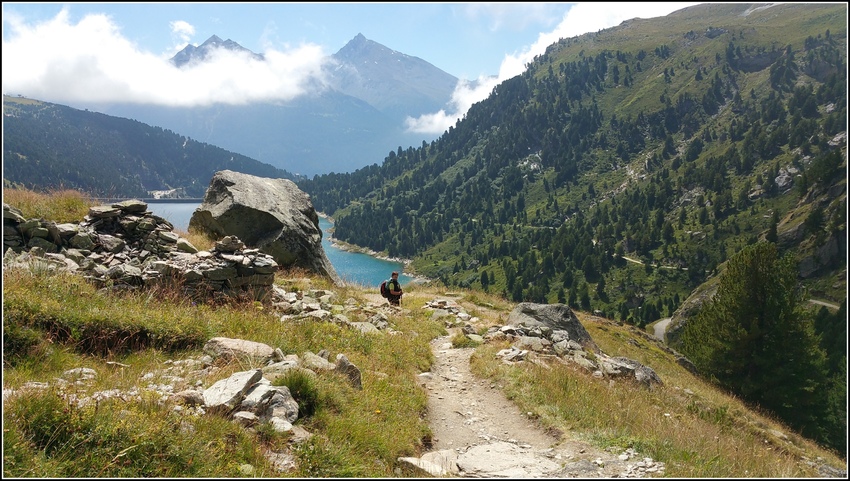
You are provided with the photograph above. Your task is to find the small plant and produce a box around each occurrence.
[273,369,321,418]
[2,320,45,367]
[254,419,290,448]
[182,227,216,252]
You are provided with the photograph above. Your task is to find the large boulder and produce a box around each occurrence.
[189,170,341,284]
[506,303,599,353]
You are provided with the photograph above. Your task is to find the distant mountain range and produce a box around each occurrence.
[88,33,459,177]
[2,95,294,198]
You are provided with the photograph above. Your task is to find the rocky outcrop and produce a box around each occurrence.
[188,170,341,285]
[664,275,719,349]
[3,201,281,302]
[425,300,663,388]
[506,302,600,353]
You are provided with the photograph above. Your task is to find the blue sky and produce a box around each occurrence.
[3,2,699,135]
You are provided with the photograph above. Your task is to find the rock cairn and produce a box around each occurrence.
[3,200,279,301]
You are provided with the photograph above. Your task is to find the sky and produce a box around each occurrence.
[2,2,700,136]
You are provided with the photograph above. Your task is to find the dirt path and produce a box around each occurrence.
[423,335,559,451]
[653,317,672,341]
[415,328,657,478]
[366,293,662,477]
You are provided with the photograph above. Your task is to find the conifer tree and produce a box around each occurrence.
[679,242,831,442]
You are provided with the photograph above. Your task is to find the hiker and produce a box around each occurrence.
[386,271,403,306]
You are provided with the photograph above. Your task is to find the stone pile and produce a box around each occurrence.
[3,200,279,301]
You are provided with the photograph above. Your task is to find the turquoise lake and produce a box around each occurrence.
[145,201,412,288]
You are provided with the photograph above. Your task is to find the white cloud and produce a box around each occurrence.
[1,8,330,107]
[2,3,701,132]
[405,2,700,136]
[404,76,500,135]
[168,19,195,55]
[460,3,564,32]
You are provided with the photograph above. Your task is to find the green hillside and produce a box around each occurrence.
[297,3,847,452]
[3,95,296,197]
[302,3,845,312]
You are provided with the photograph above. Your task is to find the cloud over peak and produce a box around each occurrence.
[2,8,329,107]
[2,3,698,134]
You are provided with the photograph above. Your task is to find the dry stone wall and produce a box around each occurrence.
[3,200,279,301]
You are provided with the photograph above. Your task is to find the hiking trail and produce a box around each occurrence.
[371,293,664,478]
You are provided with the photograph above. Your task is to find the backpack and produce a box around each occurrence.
[380,280,390,298]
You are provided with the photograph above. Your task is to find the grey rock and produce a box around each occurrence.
[203,337,276,363]
[301,351,335,371]
[335,353,362,390]
[4,203,26,223]
[188,170,340,284]
[232,411,259,427]
[202,368,263,415]
[507,303,599,353]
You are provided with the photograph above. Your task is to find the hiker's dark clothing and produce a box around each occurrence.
[387,278,402,305]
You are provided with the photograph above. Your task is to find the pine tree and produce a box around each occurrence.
[766,211,779,243]
[679,242,831,443]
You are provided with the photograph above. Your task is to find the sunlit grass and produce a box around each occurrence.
[180,227,216,251]
[3,388,270,477]
[3,257,445,477]
[468,316,844,478]
[4,187,96,222]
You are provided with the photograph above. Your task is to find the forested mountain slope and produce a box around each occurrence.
[300,2,845,318]
[3,96,295,197]
[297,3,847,451]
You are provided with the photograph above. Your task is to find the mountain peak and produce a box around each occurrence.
[200,35,224,47]
[337,33,379,57]
[170,35,263,67]
[327,34,458,123]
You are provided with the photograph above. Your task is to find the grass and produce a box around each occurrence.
[468,311,846,477]
[4,187,94,223]
[3,262,444,477]
[3,188,846,477]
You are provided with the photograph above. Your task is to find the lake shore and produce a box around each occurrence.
[318,213,431,285]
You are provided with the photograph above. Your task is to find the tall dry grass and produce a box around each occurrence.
[4,187,95,222]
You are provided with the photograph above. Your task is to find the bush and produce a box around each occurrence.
[450,332,480,348]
